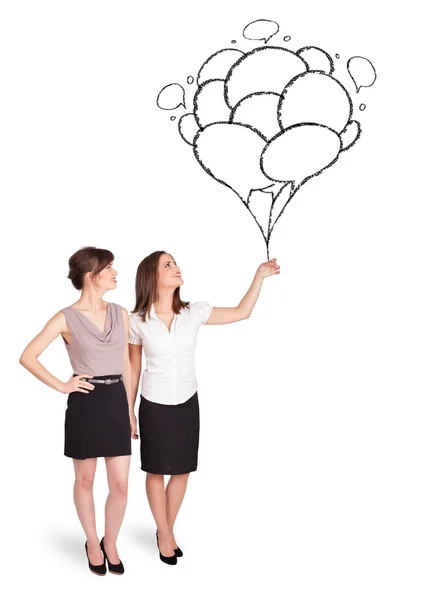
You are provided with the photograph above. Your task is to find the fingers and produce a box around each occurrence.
[78,381,95,391]
[83,382,96,390]
[75,374,95,391]
[71,373,95,393]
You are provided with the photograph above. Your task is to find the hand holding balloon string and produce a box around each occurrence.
[258,257,280,278]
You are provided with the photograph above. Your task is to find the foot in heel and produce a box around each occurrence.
[156,531,177,565]
[85,541,106,576]
[100,537,125,575]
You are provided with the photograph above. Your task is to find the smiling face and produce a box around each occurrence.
[87,261,118,291]
[157,253,183,291]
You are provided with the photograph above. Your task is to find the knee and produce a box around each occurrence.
[75,473,95,492]
[146,473,164,489]
[147,473,164,483]
[110,479,128,498]
[172,473,190,482]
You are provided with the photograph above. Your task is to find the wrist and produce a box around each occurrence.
[56,380,66,393]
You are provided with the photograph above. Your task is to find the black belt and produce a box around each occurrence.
[83,376,123,385]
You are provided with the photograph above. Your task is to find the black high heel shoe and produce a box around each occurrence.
[85,541,106,576]
[156,531,177,565]
[174,545,183,558]
[100,537,125,575]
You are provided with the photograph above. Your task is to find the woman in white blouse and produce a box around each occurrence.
[128,250,280,565]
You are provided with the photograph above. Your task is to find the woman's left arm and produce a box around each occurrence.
[121,308,138,439]
[206,258,280,325]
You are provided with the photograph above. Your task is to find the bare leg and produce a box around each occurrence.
[145,473,175,557]
[73,458,103,565]
[166,473,190,548]
[104,455,131,563]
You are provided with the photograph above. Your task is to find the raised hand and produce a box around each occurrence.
[257,257,281,278]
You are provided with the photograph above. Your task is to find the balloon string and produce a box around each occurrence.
[267,183,300,242]
[241,191,270,259]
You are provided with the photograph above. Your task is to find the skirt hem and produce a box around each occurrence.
[65,451,131,459]
[141,466,197,475]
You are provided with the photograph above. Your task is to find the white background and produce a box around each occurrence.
[1,1,429,598]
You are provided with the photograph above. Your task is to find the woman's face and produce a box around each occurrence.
[157,253,183,290]
[88,261,118,291]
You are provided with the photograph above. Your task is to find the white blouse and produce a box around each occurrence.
[128,301,213,405]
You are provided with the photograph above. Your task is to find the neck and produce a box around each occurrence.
[76,289,107,311]
[154,288,175,312]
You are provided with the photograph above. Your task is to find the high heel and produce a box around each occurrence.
[156,531,177,565]
[100,537,125,575]
[85,541,106,576]
[174,545,183,558]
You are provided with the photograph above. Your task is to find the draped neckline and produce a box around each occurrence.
[69,302,112,338]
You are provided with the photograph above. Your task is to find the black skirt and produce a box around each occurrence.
[138,391,199,475]
[64,374,132,459]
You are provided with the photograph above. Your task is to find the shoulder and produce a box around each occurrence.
[44,310,69,333]
[57,308,72,324]
[116,305,128,318]
[129,311,145,326]
[109,303,126,316]
[187,301,213,324]
[189,300,211,311]
[112,305,131,328]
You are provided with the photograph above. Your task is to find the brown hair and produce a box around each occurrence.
[132,250,189,321]
[67,246,114,290]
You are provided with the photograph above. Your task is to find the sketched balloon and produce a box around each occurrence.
[194,123,273,201]
[159,29,374,259]
[279,71,352,133]
[197,49,245,86]
[178,113,201,145]
[261,124,342,186]
[194,79,231,128]
[230,92,282,141]
[296,46,334,74]
[225,46,308,109]
[340,120,361,151]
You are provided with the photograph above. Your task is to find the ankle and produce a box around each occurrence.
[156,528,171,538]
[103,536,117,547]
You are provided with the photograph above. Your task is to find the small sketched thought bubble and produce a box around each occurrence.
[243,19,279,44]
[347,56,377,92]
[156,83,186,110]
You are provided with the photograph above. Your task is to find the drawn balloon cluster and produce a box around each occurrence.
[156,19,377,258]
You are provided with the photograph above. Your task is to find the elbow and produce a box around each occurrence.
[19,350,37,368]
[236,306,251,321]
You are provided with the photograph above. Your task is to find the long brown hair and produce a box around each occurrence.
[67,246,114,290]
[132,250,189,322]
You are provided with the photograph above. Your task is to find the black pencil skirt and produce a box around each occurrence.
[138,391,199,475]
[64,374,132,459]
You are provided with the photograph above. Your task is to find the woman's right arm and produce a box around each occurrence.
[128,343,142,413]
[18,311,94,394]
